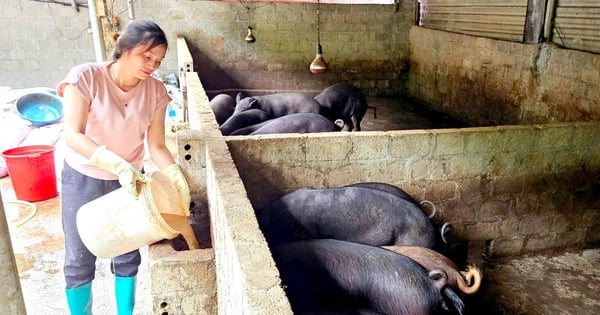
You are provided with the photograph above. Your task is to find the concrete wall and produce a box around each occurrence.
[2,0,413,96]
[227,124,600,259]
[184,2,414,97]
[408,27,600,125]
[150,69,293,314]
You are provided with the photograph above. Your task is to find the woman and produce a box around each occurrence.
[57,20,190,315]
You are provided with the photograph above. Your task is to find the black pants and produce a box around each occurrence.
[61,162,141,289]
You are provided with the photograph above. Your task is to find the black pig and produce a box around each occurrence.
[315,83,369,131]
[271,239,465,315]
[230,113,345,135]
[255,186,437,248]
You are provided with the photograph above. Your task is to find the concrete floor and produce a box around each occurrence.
[471,248,600,315]
[1,177,153,314]
[3,96,599,315]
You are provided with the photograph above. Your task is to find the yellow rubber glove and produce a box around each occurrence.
[89,145,148,197]
[162,164,191,216]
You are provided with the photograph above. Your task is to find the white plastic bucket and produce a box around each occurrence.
[77,171,181,258]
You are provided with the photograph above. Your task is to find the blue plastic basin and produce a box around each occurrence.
[16,93,64,127]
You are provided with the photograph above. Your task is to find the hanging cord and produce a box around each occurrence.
[238,0,250,11]
[237,0,272,11]
[240,0,253,29]
[316,0,321,46]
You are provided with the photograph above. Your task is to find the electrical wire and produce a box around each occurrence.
[553,24,566,48]
[112,0,139,18]
[28,0,88,8]
[45,2,89,41]
[316,0,321,46]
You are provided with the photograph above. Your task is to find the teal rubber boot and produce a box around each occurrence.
[115,276,136,315]
[65,281,93,315]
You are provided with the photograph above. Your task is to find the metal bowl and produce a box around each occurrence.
[15,92,63,127]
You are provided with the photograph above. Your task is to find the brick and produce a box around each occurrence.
[432,130,464,156]
[447,155,485,179]
[497,127,537,153]
[407,158,428,181]
[550,214,571,234]
[464,129,500,153]
[0,60,21,70]
[478,197,512,221]
[388,132,431,159]
[424,180,460,202]
[491,237,525,256]
[554,229,588,248]
[535,125,574,150]
[514,194,541,216]
[524,234,557,252]
[499,216,520,236]
[518,214,553,235]
[493,175,524,195]
[149,243,216,313]
[464,221,501,240]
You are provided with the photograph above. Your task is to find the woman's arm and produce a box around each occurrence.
[62,84,101,158]
[147,103,191,215]
[146,104,176,170]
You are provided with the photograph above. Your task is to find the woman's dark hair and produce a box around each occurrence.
[112,19,168,60]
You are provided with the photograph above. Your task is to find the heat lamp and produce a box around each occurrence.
[310,0,328,74]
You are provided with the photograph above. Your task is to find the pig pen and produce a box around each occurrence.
[146,38,600,315]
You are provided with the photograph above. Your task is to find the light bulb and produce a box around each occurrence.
[310,43,328,74]
[245,26,256,43]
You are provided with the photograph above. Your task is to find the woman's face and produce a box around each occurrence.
[122,43,167,80]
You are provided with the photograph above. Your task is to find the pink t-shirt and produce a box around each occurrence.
[57,61,171,180]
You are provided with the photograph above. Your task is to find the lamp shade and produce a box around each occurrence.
[310,44,328,74]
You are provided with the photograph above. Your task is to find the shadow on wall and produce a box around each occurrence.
[186,41,243,93]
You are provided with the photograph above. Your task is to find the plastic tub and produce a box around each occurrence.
[16,92,63,127]
[2,145,57,202]
[76,171,182,258]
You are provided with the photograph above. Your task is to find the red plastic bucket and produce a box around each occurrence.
[2,145,57,202]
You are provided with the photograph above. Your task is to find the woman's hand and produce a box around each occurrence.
[89,145,149,197]
[162,164,191,216]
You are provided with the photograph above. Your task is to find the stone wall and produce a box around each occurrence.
[408,26,600,125]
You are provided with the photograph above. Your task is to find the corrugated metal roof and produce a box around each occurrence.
[552,0,600,53]
[418,0,528,42]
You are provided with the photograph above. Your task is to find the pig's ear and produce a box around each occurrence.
[334,119,346,130]
[236,92,244,103]
[248,98,259,109]
[429,269,448,291]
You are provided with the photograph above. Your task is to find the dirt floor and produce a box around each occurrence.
[2,96,599,315]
